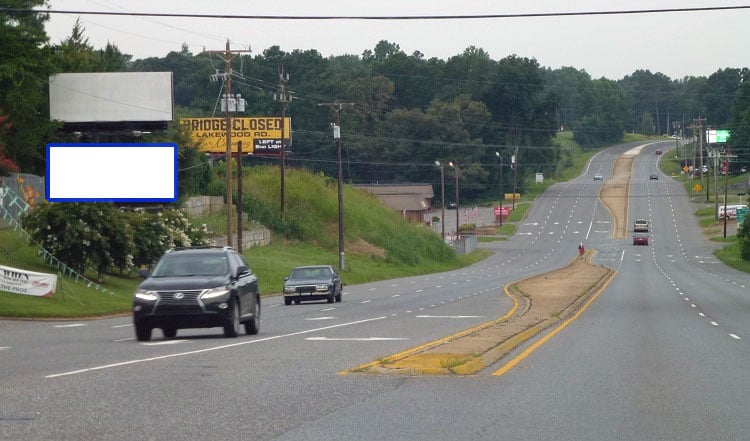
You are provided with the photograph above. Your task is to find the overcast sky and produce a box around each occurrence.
[43,0,750,80]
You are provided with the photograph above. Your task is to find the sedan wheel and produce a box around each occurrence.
[162,328,177,339]
[224,300,240,338]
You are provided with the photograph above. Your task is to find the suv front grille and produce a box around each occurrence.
[155,290,203,314]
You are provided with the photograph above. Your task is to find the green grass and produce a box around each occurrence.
[0,166,492,318]
[0,229,140,318]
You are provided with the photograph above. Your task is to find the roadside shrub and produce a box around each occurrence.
[21,203,133,278]
[22,204,206,276]
[738,219,750,261]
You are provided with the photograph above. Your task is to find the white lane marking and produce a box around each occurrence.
[111,323,132,329]
[698,313,705,317]
[729,334,741,340]
[320,308,335,312]
[44,316,387,379]
[113,338,134,342]
[690,304,696,308]
[369,288,376,291]
[142,340,189,346]
[711,321,719,326]
[305,317,336,321]
[0,347,9,351]
[361,300,372,304]
[415,315,485,319]
[54,323,86,328]
[415,289,423,293]
[391,294,400,298]
[306,337,409,341]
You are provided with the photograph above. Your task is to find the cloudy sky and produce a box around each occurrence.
[43,0,750,80]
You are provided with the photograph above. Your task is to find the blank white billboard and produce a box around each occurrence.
[49,72,173,123]
[46,143,177,202]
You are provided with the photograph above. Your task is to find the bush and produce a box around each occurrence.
[22,203,206,277]
[738,219,750,261]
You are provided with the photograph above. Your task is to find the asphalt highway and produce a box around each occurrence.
[1,141,747,441]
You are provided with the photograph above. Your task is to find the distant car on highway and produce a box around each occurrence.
[446,202,457,209]
[132,246,261,341]
[655,150,662,155]
[633,233,649,246]
[633,219,649,232]
[284,265,342,305]
[649,173,659,180]
[593,173,603,181]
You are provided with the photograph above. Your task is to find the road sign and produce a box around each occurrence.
[737,207,747,225]
[693,183,702,192]
[180,117,291,154]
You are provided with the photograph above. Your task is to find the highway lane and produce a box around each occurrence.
[2,141,748,440]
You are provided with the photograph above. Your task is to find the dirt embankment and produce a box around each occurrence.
[600,155,633,239]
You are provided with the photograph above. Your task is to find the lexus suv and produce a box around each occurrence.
[132,246,260,341]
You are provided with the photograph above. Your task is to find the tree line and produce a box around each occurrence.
[1,3,749,203]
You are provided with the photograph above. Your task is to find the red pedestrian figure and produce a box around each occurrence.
[578,243,585,258]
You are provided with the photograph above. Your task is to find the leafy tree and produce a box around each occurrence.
[703,68,749,127]
[729,81,750,170]
[0,1,58,173]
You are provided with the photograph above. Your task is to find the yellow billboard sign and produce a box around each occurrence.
[180,117,291,154]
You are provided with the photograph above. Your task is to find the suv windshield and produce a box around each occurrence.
[151,253,228,277]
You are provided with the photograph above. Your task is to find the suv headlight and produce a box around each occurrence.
[284,285,296,294]
[315,284,330,292]
[200,286,230,300]
[134,289,158,301]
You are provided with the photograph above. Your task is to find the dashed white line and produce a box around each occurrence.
[111,323,132,329]
[729,334,741,340]
[711,321,719,326]
[361,300,372,304]
[45,316,388,379]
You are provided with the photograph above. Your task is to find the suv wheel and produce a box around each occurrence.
[244,299,260,335]
[335,290,342,302]
[162,328,177,339]
[135,324,152,341]
[224,300,240,338]
[327,292,334,303]
[284,297,292,306]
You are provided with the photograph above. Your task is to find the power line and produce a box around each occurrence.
[6,6,750,20]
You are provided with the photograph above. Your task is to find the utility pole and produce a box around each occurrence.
[495,152,503,226]
[318,101,354,271]
[204,41,251,249]
[512,147,518,210]
[237,140,244,253]
[274,66,292,219]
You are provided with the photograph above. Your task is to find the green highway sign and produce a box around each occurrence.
[706,129,731,143]
[737,207,747,225]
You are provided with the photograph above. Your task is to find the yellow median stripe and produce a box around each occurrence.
[341,283,520,375]
[491,268,617,376]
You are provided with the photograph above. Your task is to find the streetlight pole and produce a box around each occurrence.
[449,161,459,237]
[495,152,503,226]
[435,161,445,239]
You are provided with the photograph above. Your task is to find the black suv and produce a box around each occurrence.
[133,246,260,341]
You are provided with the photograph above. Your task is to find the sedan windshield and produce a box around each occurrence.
[289,267,330,280]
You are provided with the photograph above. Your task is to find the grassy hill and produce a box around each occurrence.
[0,165,488,318]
